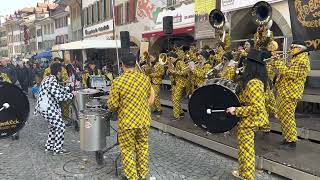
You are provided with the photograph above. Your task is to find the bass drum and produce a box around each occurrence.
[188,78,240,133]
[0,82,30,139]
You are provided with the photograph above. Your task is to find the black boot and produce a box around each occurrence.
[279,141,296,150]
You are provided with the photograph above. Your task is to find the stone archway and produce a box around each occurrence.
[230,6,292,39]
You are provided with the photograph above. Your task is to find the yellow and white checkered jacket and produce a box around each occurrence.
[192,63,212,87]
[254,30,274,48]
[210,50,224,67]
[149,63,164,85]
[0,72,11,83]
[235,79,268,129]
[219,65,236,81]
[107,70,152,130]
[273,52,310,99]
[174,60,188,87]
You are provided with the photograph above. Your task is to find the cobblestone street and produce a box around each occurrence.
[0,99,285,180]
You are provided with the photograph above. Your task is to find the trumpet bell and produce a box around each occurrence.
[251,1,272,25]
[209,9,225,29]
[159,53,167,65]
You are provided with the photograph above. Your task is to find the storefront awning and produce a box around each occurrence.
[142,25,195,39]
[34,48,52,59]
[52,40,122,51]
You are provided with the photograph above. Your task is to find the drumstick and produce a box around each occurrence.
[206,109,225,114]
[0,103,10,112]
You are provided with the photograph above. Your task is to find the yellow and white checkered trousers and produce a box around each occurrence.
[152,84,161,112]
[237,127,256,180]
[118,127,150,180]
[275,96,298,142]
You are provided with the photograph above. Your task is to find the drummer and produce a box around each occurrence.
[82,60,102,88]
[226,49,269,180]
[35,62,74,155]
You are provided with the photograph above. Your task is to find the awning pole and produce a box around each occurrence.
[112,0,121,75]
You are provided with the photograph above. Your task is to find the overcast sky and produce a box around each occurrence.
[0,0,42,16]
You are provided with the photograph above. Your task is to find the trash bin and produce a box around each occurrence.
[80,109,108,151]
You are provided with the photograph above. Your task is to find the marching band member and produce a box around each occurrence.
[149,55,165,115]
[254,24,274,49]
[192,51,212,90]
[218,52,237,81]
[226,49,269,180]
[107,53,155,180]
[82,60,102,88]
[210,42,225,66]
[167,51,188,120]
[272,40,310,150]
[35,62,73,155]
[43,58,70,125]
[0,71,11,83]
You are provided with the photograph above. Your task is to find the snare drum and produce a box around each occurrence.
[188,78,240,133]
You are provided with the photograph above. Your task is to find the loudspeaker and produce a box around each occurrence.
[120,31,130,49]
[163,16,173,35]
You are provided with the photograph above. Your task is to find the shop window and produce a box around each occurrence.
[83,8,88,26]
[97,1,100,22]
[88,5,92,25]
[100,0,104,20]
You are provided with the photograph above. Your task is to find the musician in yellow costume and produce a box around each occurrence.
[272,40,310,150]
[150,55,165,115]
[219,52,237,81]
[227,49,269,180]
[191,51,212,91]
[254,24,274,49]
[0,72,11,83]
[108,53,155,180]
[210,42,225,66]
[82,61,102,88]
[167,51,188,120]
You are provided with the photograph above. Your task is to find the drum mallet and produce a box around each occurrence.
[206,109,225,114]
[0,103,10,112]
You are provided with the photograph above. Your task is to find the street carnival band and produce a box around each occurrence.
[0,1,310,180]
[132,2,310,179]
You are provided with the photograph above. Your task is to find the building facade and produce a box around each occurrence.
[0,26,8,57]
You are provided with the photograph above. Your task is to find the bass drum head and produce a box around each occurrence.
[188,84,240,133]
[0,82,30,139]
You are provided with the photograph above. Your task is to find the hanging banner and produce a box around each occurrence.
[194,0,216,40]
[288,0,320,51]
[195,0,216,15]
[136,0,165,27]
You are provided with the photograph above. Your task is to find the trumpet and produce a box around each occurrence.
[236,67,245,74]
[159,53,167,65]
[263,51,291,62]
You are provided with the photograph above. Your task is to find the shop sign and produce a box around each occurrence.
[83,20,114,37]
[221,0,283,12]
[154,3,195,30]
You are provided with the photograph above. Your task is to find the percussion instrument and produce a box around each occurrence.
[86,99,104,109]
[0,82,30,139]
[188,78,240,133]
[74,88,100,113]
[80,109,110,151]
